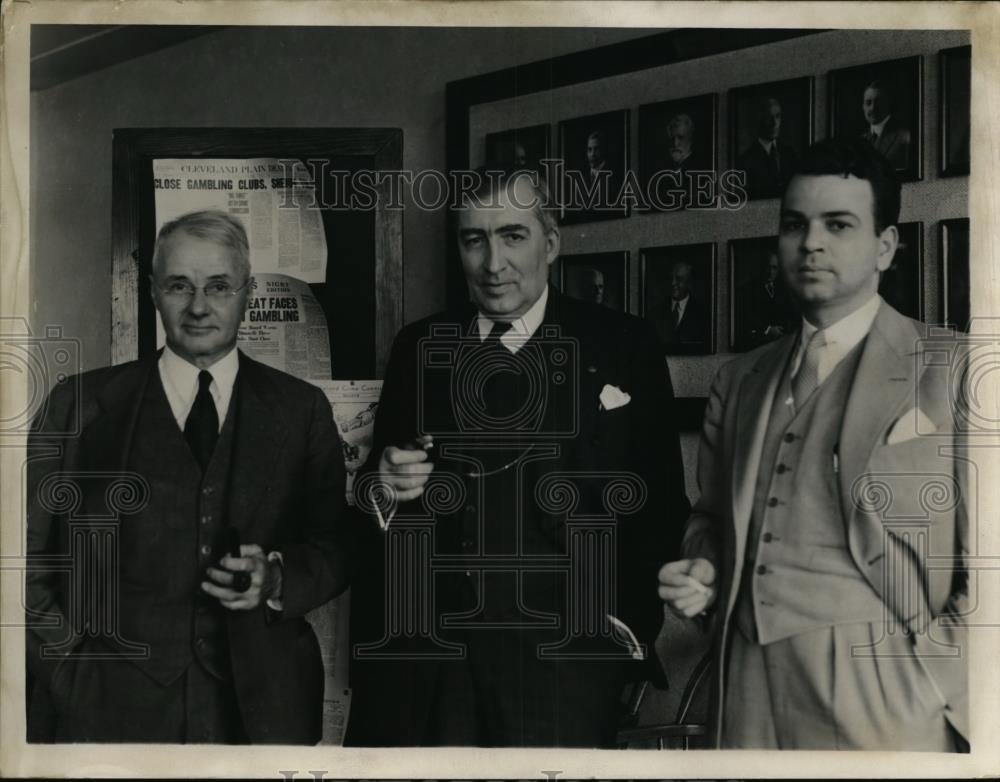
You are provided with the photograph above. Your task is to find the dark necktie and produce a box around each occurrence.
[482,320,516,421]
[486,319,513,344]
[184,370,218,472]
[672,302,681,328]
[767,143,780,178]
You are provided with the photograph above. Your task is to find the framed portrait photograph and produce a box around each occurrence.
[557,109,629,224]
[559,251,629,312]
[730,77,814,201]
[484,123,551,176]
[829,55,923,181]
[940,45,971,177]
[641,242,716,355]
[729,236,799,352]
[939,218,970,331]
[879,221,923,320]
[638,93,718,210]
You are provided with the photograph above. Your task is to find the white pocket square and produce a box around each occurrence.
[599,384,631,411]
[886,407,936,444]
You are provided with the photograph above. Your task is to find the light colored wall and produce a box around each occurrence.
[30,26,651,372]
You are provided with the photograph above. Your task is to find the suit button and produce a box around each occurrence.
[767,497,779,507]
[756,564,767,575]
[775,464,787,474]
[784,432,796,443]
[461,538,474,550]
[200,544,212,556]
[762,532,773,543]
[201,515,211,525]
[202,486,215,496]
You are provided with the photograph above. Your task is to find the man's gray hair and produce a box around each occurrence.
[152,209,251,279]
[461,169,559,236]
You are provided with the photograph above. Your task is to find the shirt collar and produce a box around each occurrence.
[799,293,881,351]
[870,114,891,136]
[476,285,549,353]
[757,138,775,153]
[161,343,240,400]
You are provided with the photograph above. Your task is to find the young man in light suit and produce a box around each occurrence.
[659,138,969,750]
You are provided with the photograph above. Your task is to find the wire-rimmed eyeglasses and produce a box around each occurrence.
[157,278,253,300]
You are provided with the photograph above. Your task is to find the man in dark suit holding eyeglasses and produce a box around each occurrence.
[346,171,690,747]
[26,210,353,743]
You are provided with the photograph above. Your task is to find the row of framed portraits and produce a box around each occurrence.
[486,47,970,224]
[555,218,969,355]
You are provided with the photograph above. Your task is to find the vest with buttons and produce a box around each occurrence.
[734,338,886,644]
[117,370,238,684]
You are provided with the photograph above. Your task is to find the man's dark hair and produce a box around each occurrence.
[786,137,901,234]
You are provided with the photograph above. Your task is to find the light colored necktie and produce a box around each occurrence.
[791,329,826,410]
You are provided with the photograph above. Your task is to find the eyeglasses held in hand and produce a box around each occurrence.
[158,278,253,300]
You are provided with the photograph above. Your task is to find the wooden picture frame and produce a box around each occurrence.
[558,251,630,313]
[638,92,718,210]
[939,218,970,331]
[940,45,971,177]
[557,109,630,224]
[829,55,923,182]
[641,242,716,355]
[880,221,924,321]
[728,236,798,352]
[484,123,551,175]
[111,128,403,378]
[729,77,814,201]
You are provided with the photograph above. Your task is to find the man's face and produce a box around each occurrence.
[590,269,606,304]
[151,231,250,368]
[863,86,889,125]
[758,99,782,140]
[778,174,897,323]
[457,177,560,318]
[513,143,527,168]
[670,264,692,300]
[586,135,604,168]
[667,117,693,164]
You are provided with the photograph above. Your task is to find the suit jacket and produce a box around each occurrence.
[736,139,799,200]
[681,301,969,745]
[347,288,691,745]
[863,116,913,170]
[25,350,354,743]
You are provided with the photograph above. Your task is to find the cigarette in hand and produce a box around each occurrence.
[683,575,712,597]
[408,435,434,450]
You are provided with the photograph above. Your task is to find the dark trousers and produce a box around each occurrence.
[28,638,245,743]
[424,629,626,747]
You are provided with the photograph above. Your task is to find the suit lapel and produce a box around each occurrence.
[838,302,921,529]
[227,352,291,534]
[79,356,158,476]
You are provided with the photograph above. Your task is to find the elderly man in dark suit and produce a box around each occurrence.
[860,79,913,170]
[659,138,968,750]
[26,210,353,743]
[346,171,690,747]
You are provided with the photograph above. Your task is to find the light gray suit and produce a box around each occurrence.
[683,301,969,749]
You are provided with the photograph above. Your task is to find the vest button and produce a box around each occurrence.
[200,544,212,556]
[762,532,773,543]
[201,515,211,525]
[756,564,767,575]
[784,432,796,443]
[767,497,779,507]
[461,538,474,550]
[775,464,787,474]
[202,486,215,496]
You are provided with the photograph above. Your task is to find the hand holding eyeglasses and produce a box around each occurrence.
[378,435,435,502]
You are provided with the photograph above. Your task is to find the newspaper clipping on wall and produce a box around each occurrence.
[153,157,328,283]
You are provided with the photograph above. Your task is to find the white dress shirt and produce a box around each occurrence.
[786,294,882,407]
[158,344,239,432]
[869,114,892,141]
[475,284,549,354]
